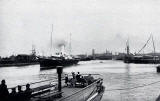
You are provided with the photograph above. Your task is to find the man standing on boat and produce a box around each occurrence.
[0,79,9,101]
[76,72,81,82]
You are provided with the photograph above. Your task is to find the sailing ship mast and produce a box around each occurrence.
[152,35,156,55]
[31,44,36,56]
[50,24,53,56]
[151,34,156,63]
[69,33,72,55]
[126,39,130,55]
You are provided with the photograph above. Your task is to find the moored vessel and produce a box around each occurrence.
[39,27,79,69]
[124,35,160,64]
[39,54,79,68]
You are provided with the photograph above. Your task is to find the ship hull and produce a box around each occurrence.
[124,55,160,64]
[39,58,79,68]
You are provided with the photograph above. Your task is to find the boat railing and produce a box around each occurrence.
[7,73,102,100]
[66,74,101,79]
[7,77,58,93]
[58,78,103,101]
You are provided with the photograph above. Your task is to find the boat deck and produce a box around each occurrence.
[7,74,103,101]
[31,86,83,101]
[62,87,82,97]
[30,79,101,101]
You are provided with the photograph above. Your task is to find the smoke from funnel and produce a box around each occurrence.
[55,39,67,54]
[56,40,67,48]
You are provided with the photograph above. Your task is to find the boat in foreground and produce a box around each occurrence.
[7,67,105,101]
[29,78,104,101]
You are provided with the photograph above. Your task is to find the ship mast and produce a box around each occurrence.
[50,24,53,56]
[31,44,36,56]
[126,39,130,55]
[152,35,155,55]
[151,34,156,63]
[69,33,72,55]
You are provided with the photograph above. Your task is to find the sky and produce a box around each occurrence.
[1,0,160,56]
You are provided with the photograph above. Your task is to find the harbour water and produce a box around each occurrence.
[0,60,160,101]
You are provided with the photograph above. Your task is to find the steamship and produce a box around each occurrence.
[39,38,79,68]
[39,52,79,68]
[39,25,79,68]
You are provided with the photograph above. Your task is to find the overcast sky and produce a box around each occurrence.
[0,0,160,56]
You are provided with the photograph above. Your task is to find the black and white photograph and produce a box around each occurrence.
[0,0,160,101]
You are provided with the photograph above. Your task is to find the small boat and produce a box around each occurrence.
[8,68,105,101]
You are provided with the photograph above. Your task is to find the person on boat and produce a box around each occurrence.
[9,88,17,101]
[96,80,103,93]
[71,72,76,87]
[76,72,81,82]
[17,85,24,101]
[24,84,32,100]
[71,72,76,79]
[0,79,9,101]
[80,76,87,87]
[70,78,76,87]
[65,74,69,86]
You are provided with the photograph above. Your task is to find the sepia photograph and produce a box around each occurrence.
[0,0,160,101]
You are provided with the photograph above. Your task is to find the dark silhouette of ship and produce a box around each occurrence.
[124,54,160,64]
[124,35,160,64]
[39,27,79,68]
[39,53,79,68]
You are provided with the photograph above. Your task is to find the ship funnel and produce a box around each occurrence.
[60,45,65,55]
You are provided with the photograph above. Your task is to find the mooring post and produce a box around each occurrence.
[157,65,160,73]
[57,66,63,94]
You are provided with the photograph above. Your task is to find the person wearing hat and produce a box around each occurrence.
[0,79,9,101]
[24,84,32,100]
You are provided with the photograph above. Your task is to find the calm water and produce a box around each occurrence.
[0,60,160,101]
